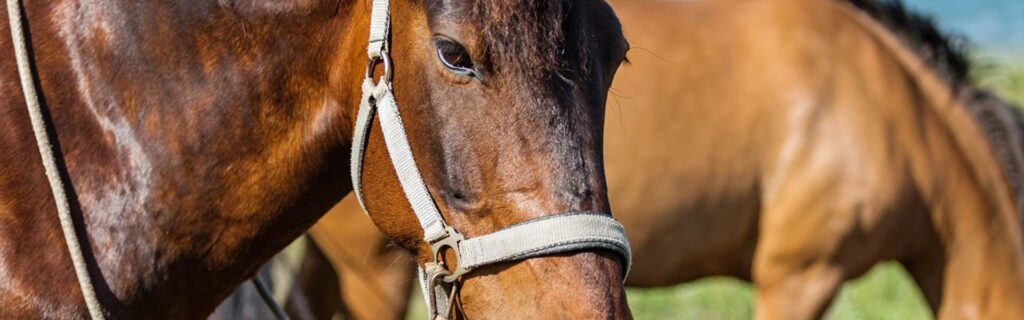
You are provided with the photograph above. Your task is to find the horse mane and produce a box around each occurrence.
[964,90,1024,214]
[846,0,1024,216]
[843,0,971,90]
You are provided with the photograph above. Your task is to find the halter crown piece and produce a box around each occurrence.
[350,0,633,318]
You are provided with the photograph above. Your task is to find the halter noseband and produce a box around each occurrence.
[350,0,632,318]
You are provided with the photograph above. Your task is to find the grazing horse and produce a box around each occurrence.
[0,0,632,318]
[253,0,1024,319]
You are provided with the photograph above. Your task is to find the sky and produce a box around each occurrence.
[902,0,1024,57]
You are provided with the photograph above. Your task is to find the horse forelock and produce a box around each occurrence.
[469,0,580,82]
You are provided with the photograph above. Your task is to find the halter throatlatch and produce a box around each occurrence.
[350,0,633,318]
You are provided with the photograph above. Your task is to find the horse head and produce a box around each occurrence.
[350,0,632,317]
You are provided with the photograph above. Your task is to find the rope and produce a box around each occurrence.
[251,276,290,320]
[5,0,105,318]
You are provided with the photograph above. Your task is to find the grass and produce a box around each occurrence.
[627,263,932,320]
[972,55,1024,105]
[628,277,754,320]
[825,264,933,320]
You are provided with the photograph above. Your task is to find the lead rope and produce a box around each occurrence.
[5,0,105,319]
[251,275,290,320]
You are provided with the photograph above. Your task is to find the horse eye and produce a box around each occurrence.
[435,39,476,76]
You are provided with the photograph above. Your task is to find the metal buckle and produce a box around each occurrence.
[425,263,461,320]
[430,226,468,282]
[365,49,393,85]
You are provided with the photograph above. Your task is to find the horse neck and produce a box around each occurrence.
[9,0,368,315]
[842,5,1024,316]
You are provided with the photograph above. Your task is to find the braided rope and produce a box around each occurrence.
[5,0,105,318]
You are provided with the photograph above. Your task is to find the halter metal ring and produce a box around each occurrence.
[365,50,393,84]
[430,226,468,282]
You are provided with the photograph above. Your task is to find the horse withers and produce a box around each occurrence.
[0,0,631,318]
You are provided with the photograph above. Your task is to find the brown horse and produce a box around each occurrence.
[259,0,1024,319]
[0,0,632,318]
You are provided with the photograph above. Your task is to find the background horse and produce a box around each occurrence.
[249,0,1024,319]
[0,0,631,317]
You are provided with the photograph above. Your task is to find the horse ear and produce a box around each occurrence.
[218,0,341,17]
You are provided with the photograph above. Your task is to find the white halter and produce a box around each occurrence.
[350,0,632,318]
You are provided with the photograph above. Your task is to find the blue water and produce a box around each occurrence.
[902,0,1024,57]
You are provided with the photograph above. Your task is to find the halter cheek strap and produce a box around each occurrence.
[350,0,632,318]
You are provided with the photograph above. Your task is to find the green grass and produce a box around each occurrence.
[972,58,1024,106]
[825,264,933,320]
[627,263,932,320]
[628,277,754,320]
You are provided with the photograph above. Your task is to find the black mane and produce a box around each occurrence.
[845,0,971,90]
